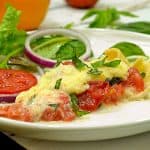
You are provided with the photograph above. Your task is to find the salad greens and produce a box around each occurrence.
[81,8,137,28]
[80,8,150,35]
[31,36,71,60]
[111,42,146,57]
[116,21,150,35]
[0,5,26,69]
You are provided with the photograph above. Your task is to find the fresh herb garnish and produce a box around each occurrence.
[81,8,137,28]
[0,5,26,68]
[111,42,145,57]
[56,39,87,70]
[72,56,87,69]
[55,78,62,89]
[49,104,59,109]
[116,21,150,35]
[91,59,104,68]
[70,94,89,117]
[104,60,121,67]
[91,57,121,69]
[141,72,146,78]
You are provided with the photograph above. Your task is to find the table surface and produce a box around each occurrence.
[5,0,150,149]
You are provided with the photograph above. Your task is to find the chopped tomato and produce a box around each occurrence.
[77,81,109,112]
[125,68,144,92]
[103,83,124,104]
[0,69,37,94]
[77,81,125,112]
[0,103,33,122]
[41,104,76,121]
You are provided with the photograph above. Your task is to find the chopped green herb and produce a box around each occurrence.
[87,68,102,75]
[73,57,86,70]
[49,104,59,109]
[55,78,62,89]
[91,57,120,69]
[104,60,121,67]
[111,42,145,57]
[141,72,146,78]
[91,60,104,68]
[70,94,89,117]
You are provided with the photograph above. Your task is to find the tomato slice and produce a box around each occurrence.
[125,68,144,92]
[0,69,37,94]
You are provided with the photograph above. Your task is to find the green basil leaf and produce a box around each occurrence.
[116,22,150,35]
[104,60,121,67]
[56,42,75,62]
[70,94,89,117]
[112,42,145,57]
[56,39,86,63]
[91,60,104,68]
[69,39,86,57]
[81,9,101,21]
[55,78,62,89]
[76,110,89,117]
[73,57,86,70]
[118,11,137,17]
[89,8,119,28]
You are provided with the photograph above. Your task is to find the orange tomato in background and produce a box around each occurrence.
[0,0,50,30]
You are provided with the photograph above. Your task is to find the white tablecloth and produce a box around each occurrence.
[9,0,150,149]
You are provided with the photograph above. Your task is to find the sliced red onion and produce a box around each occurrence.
[25,28,92,67]
[0,94,18,103]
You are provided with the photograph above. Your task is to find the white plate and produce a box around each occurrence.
[0,29,150,141]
